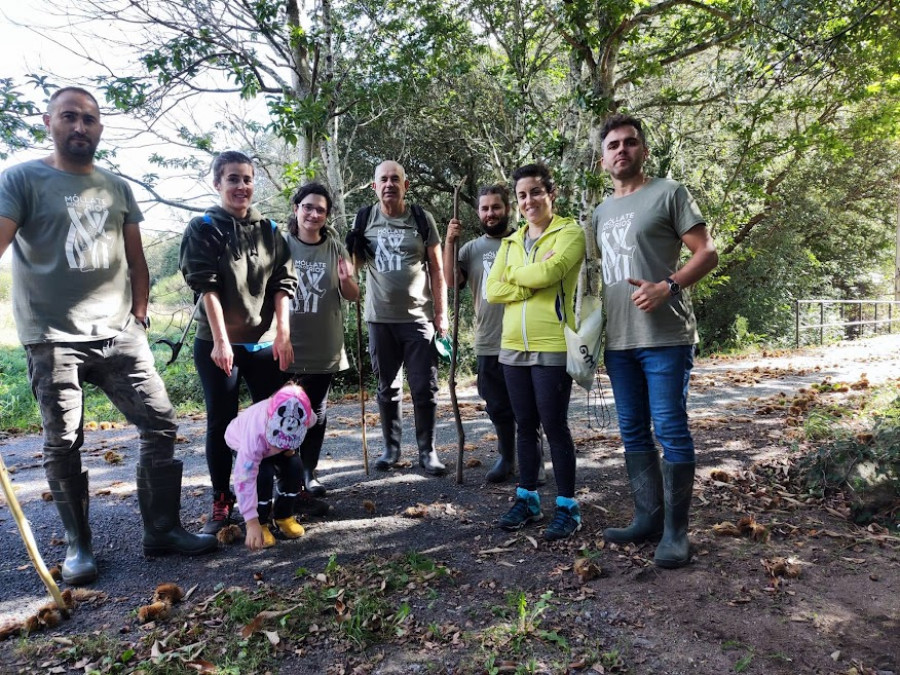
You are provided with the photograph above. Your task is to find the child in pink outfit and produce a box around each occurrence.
[225,384,317,550]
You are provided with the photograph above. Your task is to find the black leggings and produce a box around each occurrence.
[194,338,286,493]
[503,364,576,497]
[289,372,333,466]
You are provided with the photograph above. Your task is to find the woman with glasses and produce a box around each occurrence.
[180,150,298,534]
[486,163,586,541]
[284,182,359,507]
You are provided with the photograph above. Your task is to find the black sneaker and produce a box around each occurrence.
[543,504,582,541]
[201,491,235,534]
[498,495,543,531]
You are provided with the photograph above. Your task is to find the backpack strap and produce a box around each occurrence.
[345,205,374,264]
[354,205,372,236]
[410,204,431,271]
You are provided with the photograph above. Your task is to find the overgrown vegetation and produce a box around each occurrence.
[798,383,900,527]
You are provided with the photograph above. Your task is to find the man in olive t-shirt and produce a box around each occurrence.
[352,161,449,476]
[591,114,718,569]
[444,184,517,483]
[0,87,215,586]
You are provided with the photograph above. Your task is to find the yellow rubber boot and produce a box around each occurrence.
[261,525,277,548]
[274,517,305,539]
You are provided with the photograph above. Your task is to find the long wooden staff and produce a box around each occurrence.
[0,453,69,616]
[451,176,468,484]
[355,283,369,476]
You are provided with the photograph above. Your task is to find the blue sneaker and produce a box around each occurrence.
[498,489,543,531]
[544,504,582,541]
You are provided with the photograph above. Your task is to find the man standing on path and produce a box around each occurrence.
[592,114,718,568]
[444,185,518,482]
[347,161,449,476]
[0,87,217,585]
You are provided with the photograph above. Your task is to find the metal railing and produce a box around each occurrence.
[795,299,900,346]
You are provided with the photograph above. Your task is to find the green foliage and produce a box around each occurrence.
[0,346,39,433]
[0,77,46,159]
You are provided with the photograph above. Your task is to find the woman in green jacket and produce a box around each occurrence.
[486,163,586,541]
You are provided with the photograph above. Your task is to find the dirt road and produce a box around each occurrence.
[0,335,898,674]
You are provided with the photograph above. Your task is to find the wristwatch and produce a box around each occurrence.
[665,277,681,296]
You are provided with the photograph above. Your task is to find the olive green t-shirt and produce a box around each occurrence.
[591,177,705,350]
[362,205,440,323]
[0,159,143,344]
[285,230,350,373]
[457,233,508,356]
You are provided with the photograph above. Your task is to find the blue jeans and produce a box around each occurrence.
[503,364,576,497]
[26,322,177,480]
[604,345,695,463]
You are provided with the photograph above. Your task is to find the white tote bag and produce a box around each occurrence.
[565,295,604,392]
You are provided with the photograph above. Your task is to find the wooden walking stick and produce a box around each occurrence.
[0,453,69,616]
[355,279,370,476]
[451,175,468,484]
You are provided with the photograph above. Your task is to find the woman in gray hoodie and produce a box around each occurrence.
[180,150,297,534]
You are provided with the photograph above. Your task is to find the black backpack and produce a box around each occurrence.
[344,204,431,267]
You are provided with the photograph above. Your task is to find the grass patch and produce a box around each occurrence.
[13,552,455,674]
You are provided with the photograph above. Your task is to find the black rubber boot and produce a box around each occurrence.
[414,404,446,476]
[603,451,664,544]
[300,447,327,497]
[654,459,695,569]
[48,470,98,586]
[137,460,218,557]
[374,400,402,471]
[485,421,516,483]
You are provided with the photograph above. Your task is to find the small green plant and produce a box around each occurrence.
[216,589,270,625]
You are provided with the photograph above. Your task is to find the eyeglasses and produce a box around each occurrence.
[299,203,327,216]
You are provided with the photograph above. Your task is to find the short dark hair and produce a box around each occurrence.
[211,150,254,184]
[599,114,647,148]
[288,181,333,236]
[477,184,511,210]
[48,87,100,114]
[511,163,555,194]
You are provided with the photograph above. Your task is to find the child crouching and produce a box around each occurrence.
[225,384,317,550]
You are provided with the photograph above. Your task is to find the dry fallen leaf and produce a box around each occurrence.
[761,556,802,579]
[711,522,742,537]
[465,458,482,468]
[362,500,376,513]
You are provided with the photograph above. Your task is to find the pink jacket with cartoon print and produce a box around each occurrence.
[225,399,293,522]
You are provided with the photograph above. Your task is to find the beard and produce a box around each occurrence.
[62,135,99,163]
[610,157,643,181]
[481,216,510,237]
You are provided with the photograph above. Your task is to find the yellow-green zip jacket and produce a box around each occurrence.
[486,214,585,353]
